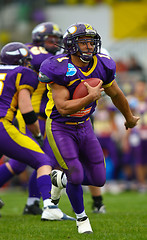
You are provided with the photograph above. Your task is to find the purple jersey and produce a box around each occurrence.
[39,53,116,123]
[0,65,38,122]
[26,43,53,117]
[6,44,58,173]
[0,64,51,169]
[26,43,52,72]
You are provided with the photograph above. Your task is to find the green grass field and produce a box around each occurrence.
[0,189,147,240]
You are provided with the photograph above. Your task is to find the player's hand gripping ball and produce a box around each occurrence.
[73,78,101,99]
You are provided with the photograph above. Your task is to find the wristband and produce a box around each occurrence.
[22,110,37,125]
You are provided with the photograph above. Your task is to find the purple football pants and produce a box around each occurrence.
[8,118,58,174]
[0,118,54,201]
[47,118,106,186]
[0,119,51,169]
[46,118,106,214]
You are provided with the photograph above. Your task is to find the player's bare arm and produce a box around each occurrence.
[51,81,103,116]
[104,80,140,129]
[18,88,41,136]
[18,89,34,114]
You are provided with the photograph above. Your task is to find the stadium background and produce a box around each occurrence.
[0,0,147,71]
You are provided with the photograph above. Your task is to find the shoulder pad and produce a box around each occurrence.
[39,54,69,84]
[97,53,116,71]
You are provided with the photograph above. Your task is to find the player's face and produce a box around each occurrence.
[71,36,96,67]
[77,36,95,56]
[44,36,59,52]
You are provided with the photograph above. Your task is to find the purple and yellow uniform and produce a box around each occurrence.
[0,65,51,169]
[26,43,52,118]
[8,44,58,174]
[39,53,116,186]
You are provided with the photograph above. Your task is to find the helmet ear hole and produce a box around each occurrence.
[18,59,23,65]
[67,39,72,46]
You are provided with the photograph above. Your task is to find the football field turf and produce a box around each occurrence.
[0,189,146,240]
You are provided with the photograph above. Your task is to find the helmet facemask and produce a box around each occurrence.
[74,37,100,62]
[19,55,33,68]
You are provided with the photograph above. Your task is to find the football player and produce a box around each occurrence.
[0,41,74,221]
[51,48,113,215]
[39,22,139,233]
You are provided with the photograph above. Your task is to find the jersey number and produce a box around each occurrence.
[30,46,48,55]
[0,73,7,95]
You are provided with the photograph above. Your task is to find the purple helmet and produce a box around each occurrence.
[63,22,101,62]
[0,42,32,65]
[32,22,63,53]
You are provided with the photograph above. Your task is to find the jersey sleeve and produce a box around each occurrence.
[39,54,69,86]
[97,54,116,88]
[17,67,38,94]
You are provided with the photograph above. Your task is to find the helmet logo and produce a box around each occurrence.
[20,48,28,57]
[32,25,46,34]
[53,24,60,32]
[6,48,28,57]
[85,24,93,30]
[63,26,77,38]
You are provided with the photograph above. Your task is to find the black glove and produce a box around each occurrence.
[32,133,44,148]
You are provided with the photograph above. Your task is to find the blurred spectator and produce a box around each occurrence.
[116,59,128,73]
[127,55,144,73]
[93,96,120,180]
[121,80,147,192]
